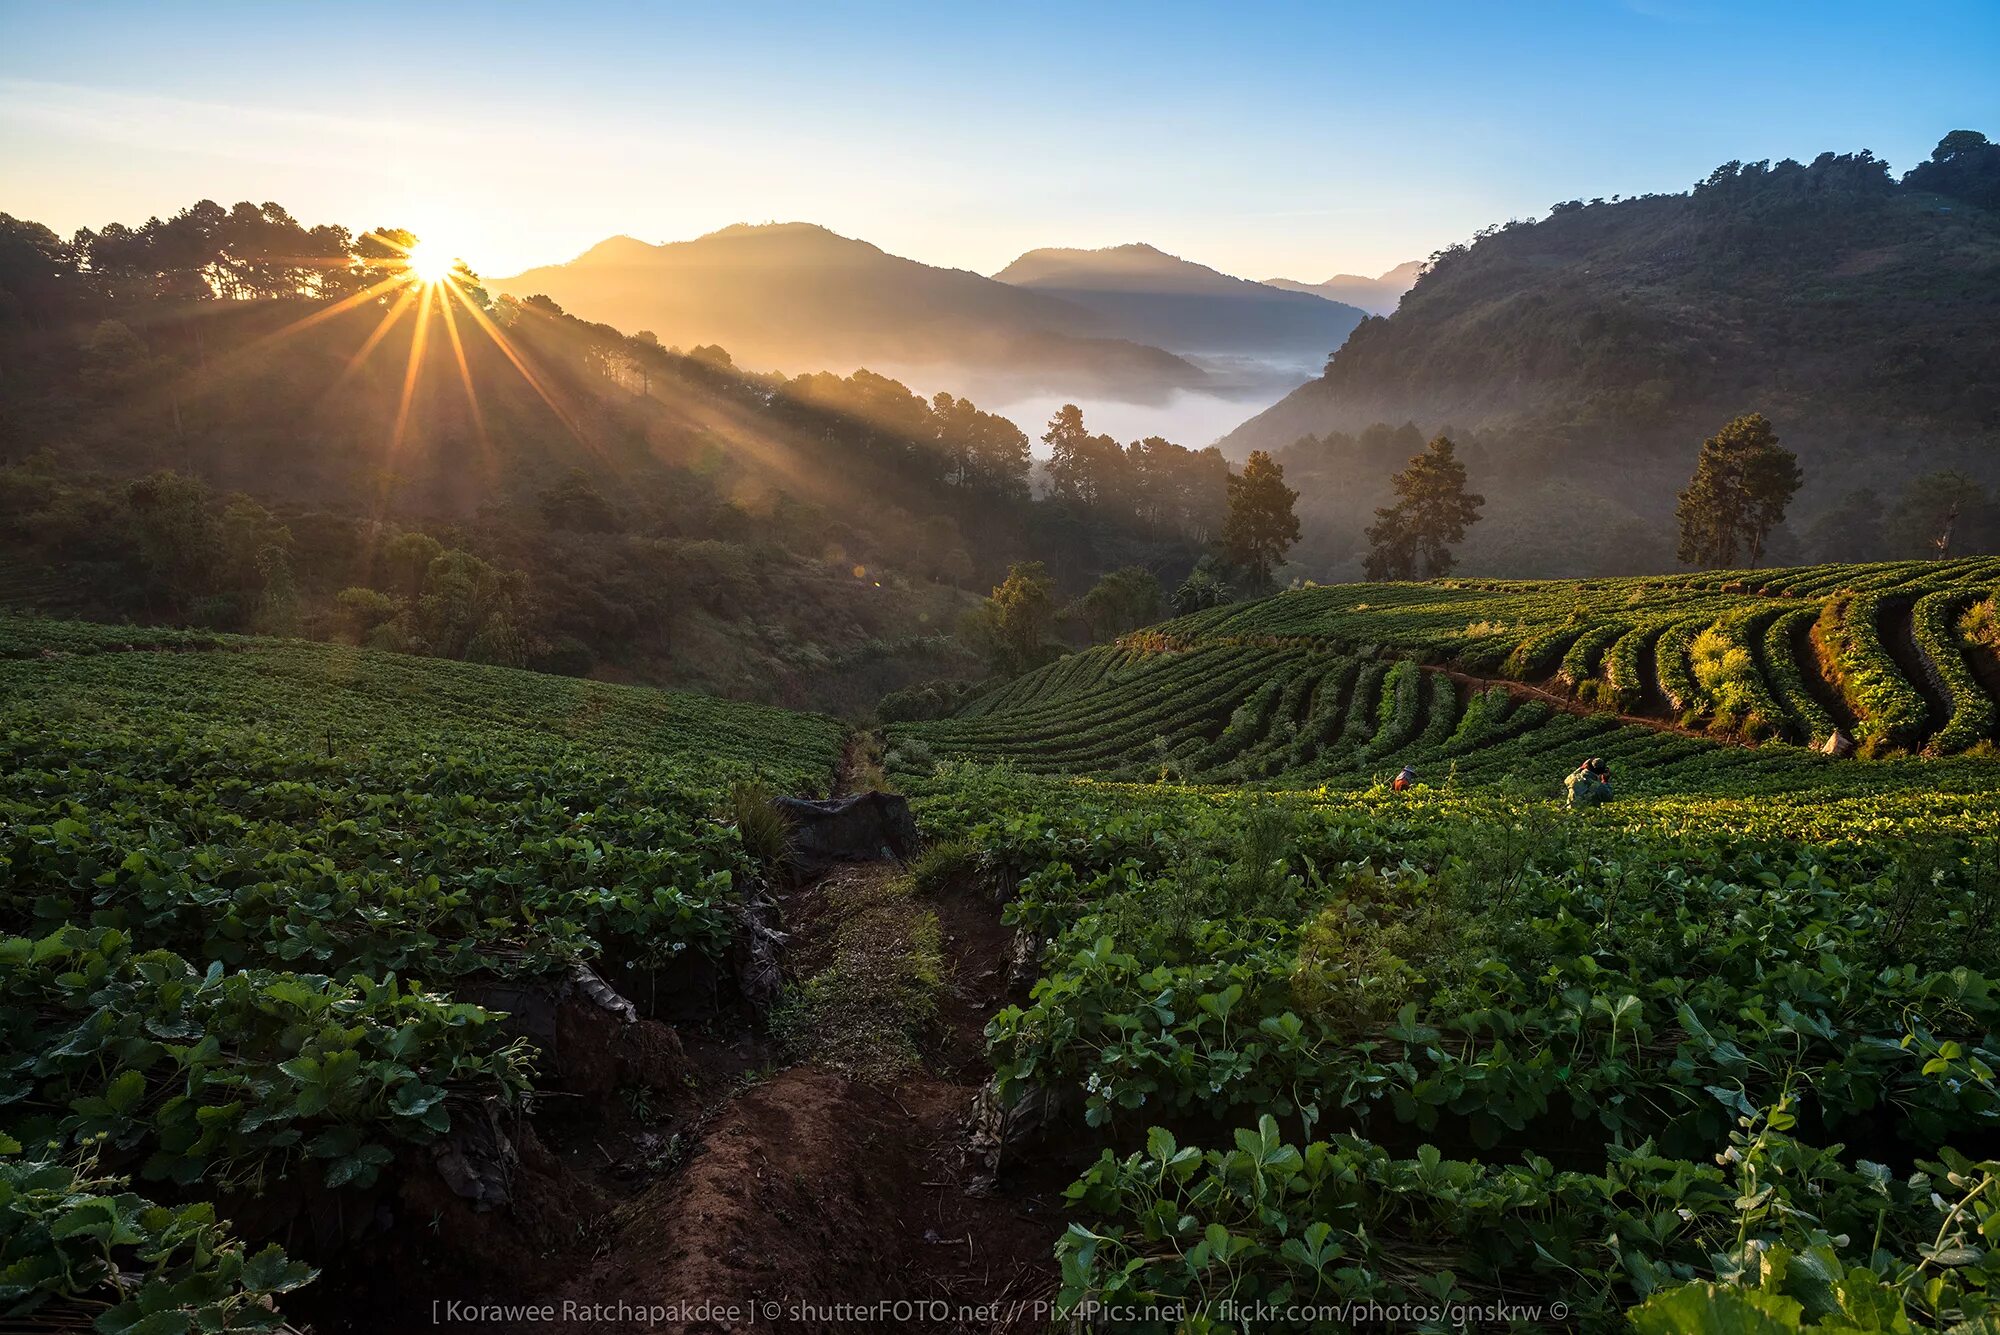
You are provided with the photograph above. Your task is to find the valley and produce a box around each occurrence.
[3,8,1999,1328]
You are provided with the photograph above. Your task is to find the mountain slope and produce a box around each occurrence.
[994,242,1366,364]
[1262,261,1421,317]
[1220,138,2000,575]
[490,223,1205,399]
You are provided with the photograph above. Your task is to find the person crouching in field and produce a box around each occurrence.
[1392,764,1417,793]
[1565,757,1612,808]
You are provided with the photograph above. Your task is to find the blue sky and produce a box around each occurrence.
[2,1,1995,280]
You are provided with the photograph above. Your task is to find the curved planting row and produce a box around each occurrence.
[1358,660,1427,762]
[928,562,2000,776]
[1502,622,1582,679]
[1560,620,1629,691]
[1759,606,1839,746]
[1603,617,1670,709]
[1820,593,1933,752]
[1688,606,1791,741]
[1913,589,1997,755]
[1653,617,1707,718]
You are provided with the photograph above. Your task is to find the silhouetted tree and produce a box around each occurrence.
[1068,565,1161,642]
[1675,413,1801,567]
[967,560,1056,673]
[1043,405,1126,507]
[1222,451,1300,589]
[1904,130,2000,211]
[1365,435,1484,580]
[1171,560,1230,614]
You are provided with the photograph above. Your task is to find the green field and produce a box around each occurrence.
[0,622,842,1330]
[901,558,2000,785]
[5,561,1999,1332]
[887,562,2000,1329]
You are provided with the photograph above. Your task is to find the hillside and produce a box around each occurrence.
[992,241,1366,366]
[11,594,2000,1331]
[0,202,1225,706]
[1262,259,1421,316]
[490,223,1207,401]
[1221,136,2000,576]
[901,559,2000,770]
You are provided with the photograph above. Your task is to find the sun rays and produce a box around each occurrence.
[247,227,584,487]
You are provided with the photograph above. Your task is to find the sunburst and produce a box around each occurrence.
[402,239,457,286]
[244,227,587,488]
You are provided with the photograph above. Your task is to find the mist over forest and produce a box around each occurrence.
[5,6,2000,1327]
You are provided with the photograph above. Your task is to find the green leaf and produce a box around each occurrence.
[1629,1283,1805,1334]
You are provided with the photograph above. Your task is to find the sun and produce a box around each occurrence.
[403,239,457,285]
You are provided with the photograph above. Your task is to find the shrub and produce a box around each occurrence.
[1689,621,1782,741]
[1963,595,1999,653]
[729,778,791,876]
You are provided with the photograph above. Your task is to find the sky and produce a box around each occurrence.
[2,1,1996,283]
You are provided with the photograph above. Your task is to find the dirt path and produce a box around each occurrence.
[1424,663,1713,741]
[534,870,1061,1333]
[493,746,1062,1334]
[284,735,1062,1334]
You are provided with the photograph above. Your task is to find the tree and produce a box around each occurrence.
[1674,413,1801,568]
[539,468,620,532]
[1887,471,1990,558]
[968,560,1056,673]
[1364,435,1484,580]
[1068,566,1162,642]
[1222,451,1301,588]
[1903,130,2000,211]
[1171,561,1230,614]
[380,531,443,598]
[124,471,219,613]
[1042,405,1126,507]
[79,320,152,395]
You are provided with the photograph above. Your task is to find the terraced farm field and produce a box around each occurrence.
[901,558,2000,783]
[0,619,845,1331]
[7,570,2000,1333]
[882,562,2000,1329]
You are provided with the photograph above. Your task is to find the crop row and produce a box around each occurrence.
[905,763,2000,1328]
[1914,589,1997,755]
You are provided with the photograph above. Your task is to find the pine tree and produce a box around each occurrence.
[1675,413,1801,567]
[1222,451,1301,589]
[1364,436,1484,580]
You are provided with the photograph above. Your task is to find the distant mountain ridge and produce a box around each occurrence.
[993,242,1367,365]
[491,223,1205,402]
[1262,261,1421,317]
[1220,134,2000,578]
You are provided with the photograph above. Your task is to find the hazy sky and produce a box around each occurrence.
[3,1,1995,282]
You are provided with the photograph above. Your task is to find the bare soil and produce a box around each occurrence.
[293,752,1063,1335]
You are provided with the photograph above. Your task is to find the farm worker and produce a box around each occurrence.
[1565,757,1612,808]
[1392,765,1417,793]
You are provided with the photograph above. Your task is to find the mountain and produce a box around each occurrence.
[0,201,1221,707]
[993,242,1367,367]
[1219,135,2000,577]
[1262,261,1421,317]
[489,223,1205,402]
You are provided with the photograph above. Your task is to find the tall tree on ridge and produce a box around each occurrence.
[1675,413,1801,568]
[1223,450,1301,590]
[1365,435,1484,580]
